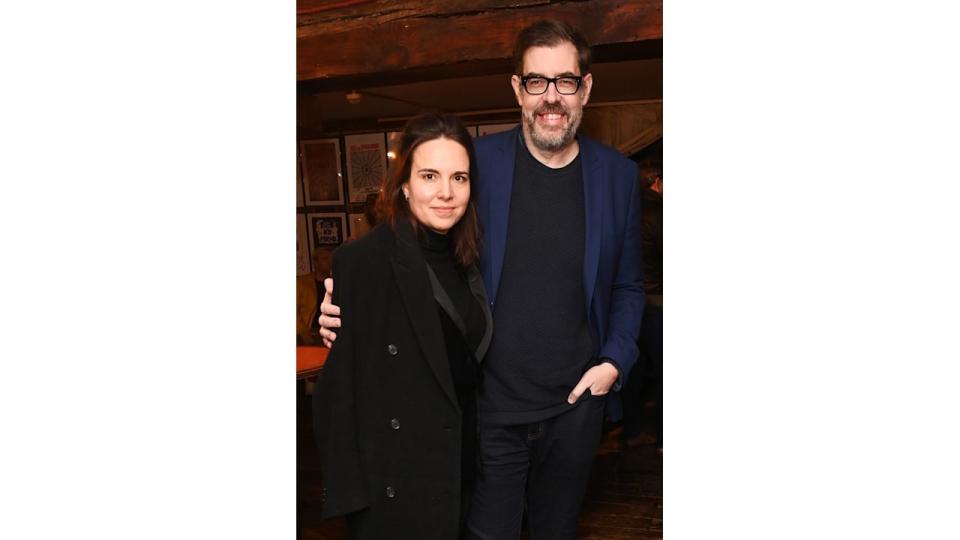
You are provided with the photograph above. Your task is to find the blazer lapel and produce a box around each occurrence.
[390,222,460,411]
[481,128,519,306]
[580,137,604,315]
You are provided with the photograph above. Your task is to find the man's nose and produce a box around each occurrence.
[543,80,561,101]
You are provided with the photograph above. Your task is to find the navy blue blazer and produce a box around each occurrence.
[473,127,646,420]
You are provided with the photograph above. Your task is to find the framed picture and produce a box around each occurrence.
[307,212,347,249]
[296,214,311,276]
[466,126,480,138]
[296,147,305,207]
[345,133,387,203]
[478,123,517,136]
[300,138,345,205]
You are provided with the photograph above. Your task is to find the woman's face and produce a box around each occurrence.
[402,137,470,234]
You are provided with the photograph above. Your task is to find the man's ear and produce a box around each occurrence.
[510,74,524,106]
[580,73,593,107]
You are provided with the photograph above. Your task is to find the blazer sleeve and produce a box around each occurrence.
[313,249,370,518]
[599,160,646,386]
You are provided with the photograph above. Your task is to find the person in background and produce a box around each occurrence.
[313,112,492,540]
[622,154,663,453]
[347,192,381,242]
[319,20,645,540]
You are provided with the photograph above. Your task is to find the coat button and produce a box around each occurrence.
[390,418,400,430]
[387,344,398,356]
[385,486,396,498]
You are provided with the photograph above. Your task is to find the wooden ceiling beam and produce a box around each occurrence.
[296,39,662,95]
[297,1,548,35]
[297,0,662,82]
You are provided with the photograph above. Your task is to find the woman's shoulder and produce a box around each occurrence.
[333,223,395,267]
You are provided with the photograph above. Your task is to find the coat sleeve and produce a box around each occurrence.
[313,249,369,518]
[598,160,646,387]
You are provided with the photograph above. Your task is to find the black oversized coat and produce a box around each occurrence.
[313,221,491,540]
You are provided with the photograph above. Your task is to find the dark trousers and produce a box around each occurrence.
[465,397,606,540]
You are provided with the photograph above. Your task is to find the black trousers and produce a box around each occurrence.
[465,396,606,540]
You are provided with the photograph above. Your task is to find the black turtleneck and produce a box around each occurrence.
[418,226,485,483]
[419,227,485,383]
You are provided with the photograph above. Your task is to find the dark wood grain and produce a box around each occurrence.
[297,0,662,81]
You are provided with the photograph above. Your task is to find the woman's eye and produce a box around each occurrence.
[422,173,435,181]
[454,175,469,183]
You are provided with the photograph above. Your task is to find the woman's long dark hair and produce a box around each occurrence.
[377,112,481,268]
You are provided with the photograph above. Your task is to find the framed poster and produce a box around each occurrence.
[478,123,517,136]
[300,139,345,205]
[345,133,387,203]
[296,147,305,207]
[307,212,347,249]
[466,126,480,138]
[296,214,311,276]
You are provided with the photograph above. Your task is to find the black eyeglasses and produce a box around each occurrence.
[519,75,583,95]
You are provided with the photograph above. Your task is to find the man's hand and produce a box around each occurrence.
[318,277,341,348]
[567,362,620,404]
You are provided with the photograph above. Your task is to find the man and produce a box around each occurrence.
[319,20,644,539]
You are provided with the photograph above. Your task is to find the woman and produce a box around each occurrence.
[313,112,492,540]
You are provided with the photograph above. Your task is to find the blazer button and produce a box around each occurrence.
[387,344,398,356]
[385,486,396,498]
[390,418,400,430]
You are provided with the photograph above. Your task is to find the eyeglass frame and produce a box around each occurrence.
[518,74,584,95]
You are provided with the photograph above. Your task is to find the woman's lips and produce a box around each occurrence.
[432,207,457,216]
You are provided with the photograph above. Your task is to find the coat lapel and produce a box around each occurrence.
[389,222,460,411]
[424,264,493,365]
[465,265,493,363]
[580,137,604,315]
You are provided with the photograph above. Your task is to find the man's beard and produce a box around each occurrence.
[523,103,581,153]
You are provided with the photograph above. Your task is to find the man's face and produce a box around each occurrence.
[511,42,593,153]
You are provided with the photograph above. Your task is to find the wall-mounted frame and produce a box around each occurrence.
[300,139,345,205]
[345,133,387,203]
[297,214,311,276]
[297,147,305,207]
[307,212,348,249]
